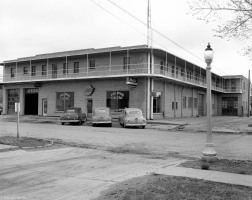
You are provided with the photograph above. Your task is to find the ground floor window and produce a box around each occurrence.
[56,92,74,111]
[106,91,129,112]
[153,92,161,113]
[7,89,20,113]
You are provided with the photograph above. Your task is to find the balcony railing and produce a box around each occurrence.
[3,63,242,93]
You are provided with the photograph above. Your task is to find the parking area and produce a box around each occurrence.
[0,116,252,199]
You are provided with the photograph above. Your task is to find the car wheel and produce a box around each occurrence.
[123,123,126,128]
[61,122,65,125]
[142,126,145,129]
[93,124,96,127]
[78,121,82,125]
[109,123,112,127]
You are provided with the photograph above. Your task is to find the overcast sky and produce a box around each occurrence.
[1,0,251,77]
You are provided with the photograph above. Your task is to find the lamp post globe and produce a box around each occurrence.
[202,43,218,162]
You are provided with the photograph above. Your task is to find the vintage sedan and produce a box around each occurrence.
[60,107,87,125]
[92,107,112,127]
[119,108,147,128]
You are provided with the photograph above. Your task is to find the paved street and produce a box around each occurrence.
[0,116,252,199]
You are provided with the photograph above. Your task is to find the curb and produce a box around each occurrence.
[0,147,20,153]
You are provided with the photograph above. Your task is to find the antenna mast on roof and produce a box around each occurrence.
[147,0,152,47]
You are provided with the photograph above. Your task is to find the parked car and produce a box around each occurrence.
[0,104,2,115]
[60,107,87,125]
[119,108,147,128]
[92,107,112,127]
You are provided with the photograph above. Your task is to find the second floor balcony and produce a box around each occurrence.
[2,62,243,94]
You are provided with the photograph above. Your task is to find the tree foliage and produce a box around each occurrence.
[188,0,252,59]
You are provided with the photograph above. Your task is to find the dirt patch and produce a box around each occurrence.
[0,136,51,148]
[179,159,252,175]
[95,174,252,200]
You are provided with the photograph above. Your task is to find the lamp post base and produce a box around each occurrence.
[202,143,218,162]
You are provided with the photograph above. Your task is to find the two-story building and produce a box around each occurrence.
[0,45,250,119]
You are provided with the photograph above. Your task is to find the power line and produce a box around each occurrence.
[105,0,231,76]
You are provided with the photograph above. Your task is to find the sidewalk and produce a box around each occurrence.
[156,165,252,187]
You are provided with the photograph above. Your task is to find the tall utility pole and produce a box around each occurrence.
[146,0,153,119]
[248,70,250,117]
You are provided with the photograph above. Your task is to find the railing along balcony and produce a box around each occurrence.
[3,63,241,93]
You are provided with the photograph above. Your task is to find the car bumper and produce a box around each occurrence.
[92,121,112,124]
[61,120,80,123]
[125,123,147,127]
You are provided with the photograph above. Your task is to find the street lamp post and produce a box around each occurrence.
[202,43,218,162]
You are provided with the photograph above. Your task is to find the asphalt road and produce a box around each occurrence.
[0,120,252,199]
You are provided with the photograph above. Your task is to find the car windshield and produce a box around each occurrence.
[66,109,77,113]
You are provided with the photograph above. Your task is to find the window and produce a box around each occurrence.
[89,60,95,69]
[183,96,187,108]
[74,62,79,73]
[153,92,161,113]
[23,67,28,75]
[188,97,193,108]
[42,65,47,76]
[160,61,164,74]
[106,91,129,112]
[31,66,36,76]
[56,92,74,111]
[176,67,178,78]
[194,98,198,108]
[231,80,236,91]
[172,66,175,76]
[11,68,15,78]
[123,57,130,70]
[172,102,178,110]
[181,69,184,76]
[63,63,68,74]
[52,64,57,78]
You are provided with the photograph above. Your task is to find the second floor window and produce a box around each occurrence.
[52,64,57,78]
[63,63,68,74]
[74,62,79,73]
[31,66,36,76]
[11,68,15,78]
[89,60,95,69]
[160,61,164,74]
[123,57,130,70]
[23,67,28,75]
[172,66,175,76]
[42,65,47,76]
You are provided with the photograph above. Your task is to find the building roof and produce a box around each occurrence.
[1,45,148,64]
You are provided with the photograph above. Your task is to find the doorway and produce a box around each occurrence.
[42,99,48,116]
[25,88,38,115]
[87,99,93,119]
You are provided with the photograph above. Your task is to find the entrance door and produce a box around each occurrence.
[25,88,38,115]
[87,99,93,119]
[42,99,48,116]
[198,94,204,116]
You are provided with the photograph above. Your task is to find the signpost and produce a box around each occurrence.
[15,102,20,138]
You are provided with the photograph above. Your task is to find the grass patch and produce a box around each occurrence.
[180,159,252,175]
[0,136,51,147]
[95,174,252,200]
